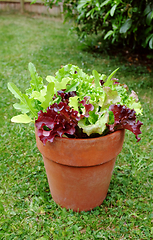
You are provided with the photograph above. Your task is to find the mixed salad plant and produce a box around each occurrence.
[8,63,143,144]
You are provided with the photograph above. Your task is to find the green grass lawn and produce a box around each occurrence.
[0,13,153,239]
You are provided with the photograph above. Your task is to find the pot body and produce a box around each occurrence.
[35,129,125,212]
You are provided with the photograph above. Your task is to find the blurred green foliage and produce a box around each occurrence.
[45,0,153,51]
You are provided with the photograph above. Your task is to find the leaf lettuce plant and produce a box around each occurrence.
[8,63,143,144]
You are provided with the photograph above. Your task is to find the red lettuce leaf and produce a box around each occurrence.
[107,104,143,142]
[80,96,94,117]
[35,102,80,144]
[57,89,76,104]
[35,91,94,144]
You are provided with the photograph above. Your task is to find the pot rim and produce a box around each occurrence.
[35,128,125,166]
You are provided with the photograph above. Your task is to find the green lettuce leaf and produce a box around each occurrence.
[127,99,143,115]
[8,82,37,117]
[46,76,71,91]
[46,75,56,83]
[13,103,30,113]
[102,87,121,109]
[78,112,109,136]
[28,62,44,92]
[66,81,80,92]
[69,96,79,111]
[92,70,101,88]
[104,68,119,87]
[41,82,55,109]
[31,89,46,102]
[11,114,33,123]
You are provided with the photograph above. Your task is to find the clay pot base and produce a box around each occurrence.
[43,156,116,212]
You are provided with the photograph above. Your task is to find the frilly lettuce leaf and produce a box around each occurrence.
[46,75,55,83]
[46,76,71,91]
[128,90,142,114]
[41,82,55,110]
[31,89,47,102]
[102,87,121,109]
[78,112,109,136]
[108,104,143,142]
[69,96,79,111]
[55,64,87,81]
[55,64,79,80]
[127,100,142,115]
[109,83,142,115]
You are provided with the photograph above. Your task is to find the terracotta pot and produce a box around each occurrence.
[35,129,125,212]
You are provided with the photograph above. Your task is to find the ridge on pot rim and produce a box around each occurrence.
[35,128,125,167]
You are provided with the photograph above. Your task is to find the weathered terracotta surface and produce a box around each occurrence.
[35,129,125,212]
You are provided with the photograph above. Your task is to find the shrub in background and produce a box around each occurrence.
[44,0,153,51]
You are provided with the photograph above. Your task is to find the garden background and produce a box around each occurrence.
[0,7,153,240]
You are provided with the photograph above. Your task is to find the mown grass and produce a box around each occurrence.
[0,13,153,239]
